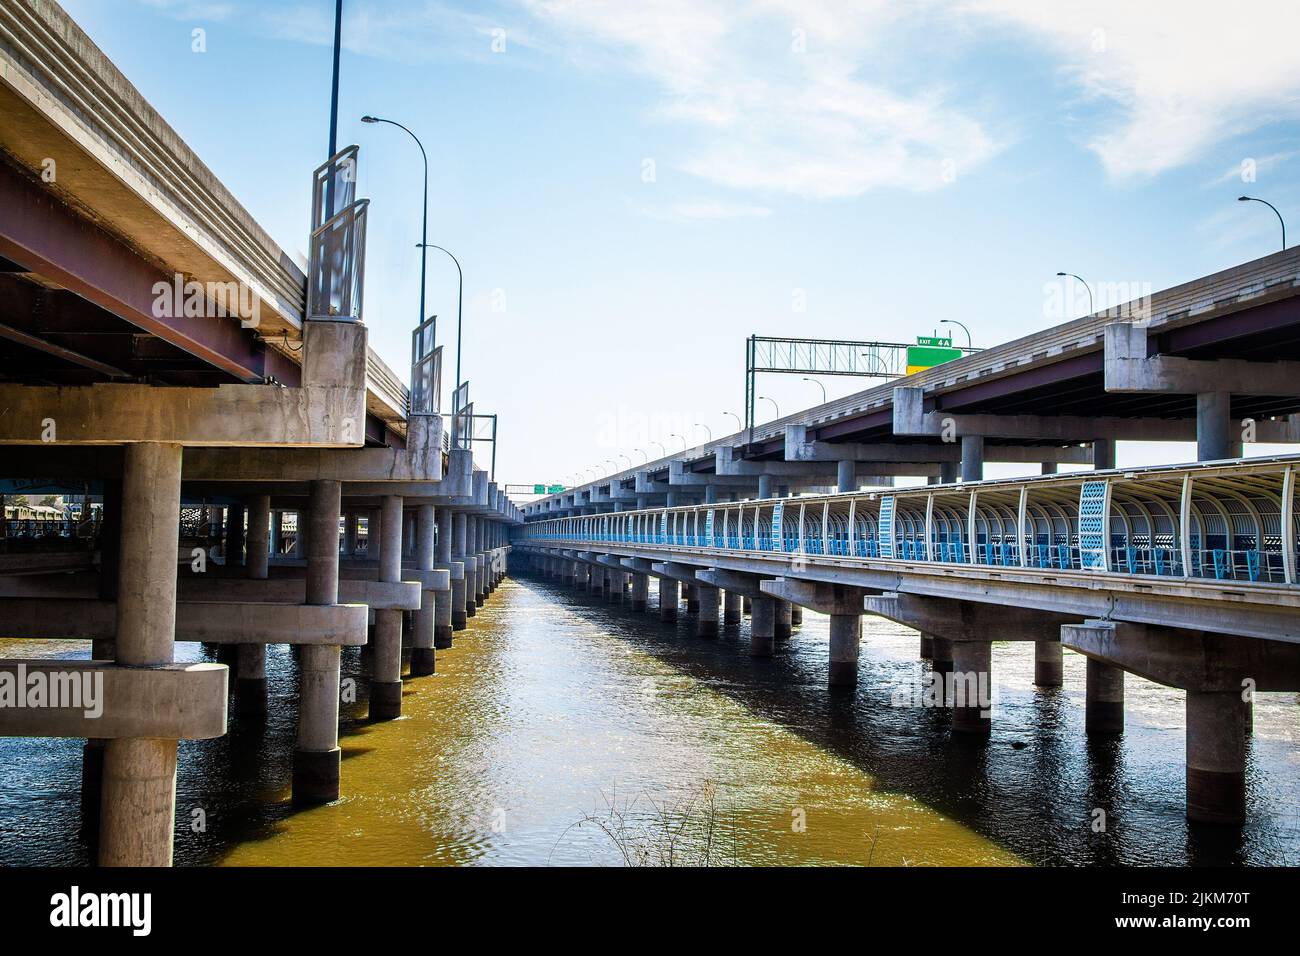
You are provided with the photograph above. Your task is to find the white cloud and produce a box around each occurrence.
[637,199,772,222]
[967,0,1300,178]
[137,0,235,19]
[524,0,1001,198]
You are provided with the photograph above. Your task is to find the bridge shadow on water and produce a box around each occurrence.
[512,574,1298,867]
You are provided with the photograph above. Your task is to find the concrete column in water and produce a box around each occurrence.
[837,459,856,493]
[435,507,457,647]
[951,640,992,735]
[1186,690,1248,825]
[960,435,985,483]
[790,603,802,626]
[474,517,487,605]
[919,632,935,658]
[827,612,861,686]
[631,572,649,611]
[235,493,271,718]
[1092,438,1116,470]
[99,442,185,867]
[411,503,438,676]
[448,510,468,629]
[1085,658,1124,734]
[704,484,718,504]
[774,599,793,639]
[750,595,776,657]
[1197,391,1240,461]
[294,479,343,804]
[723,589,743,625]
[684,583,699,613]
[757,474,773,499]
[931,636,955,676]
[659,577,679,622]
[696,585,720,637]
[455,512,476,619]
[371,494,405,719]
[1034,640,1064,687]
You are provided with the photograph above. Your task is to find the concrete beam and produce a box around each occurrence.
[1062,619,1300,692]
[0,322,367,446]
[761,577,870,615]
[865,592,1076,641]
[1106,322,1300,395]
[0,660,227,739]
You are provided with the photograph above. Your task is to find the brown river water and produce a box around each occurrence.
[2,573,1298,866]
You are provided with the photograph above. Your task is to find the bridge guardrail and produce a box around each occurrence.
[516,455,1300,588]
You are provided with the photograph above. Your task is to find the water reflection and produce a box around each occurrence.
[1,575,1296,866]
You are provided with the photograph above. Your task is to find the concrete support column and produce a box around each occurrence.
[272,509,284,554]
[631,572,649,611]
[758,474,773,499]
[1034,640,1063,687]
[344,512,359,556]
[774,599,793,639]
[828,613,860,686]
[99,442,183,867]
[696,585,720,637]
[960,435,984,483]
[837,459,856,493]
[1085,658,1124,734]
[1196,391,1239,461]
[368,507,381,561]
[790,603,802,626]
[411,503,438,676]
[1186,690,1247,825]
[704,484,718,504]
[684,583,699,613]
[294,478,342,805]
[723,589,743,625]
[607,569,626,603]
[951,641,992,736]
[919,632,934,659]
[1093,438,1116,470]
[455,512,476,620]
[940,462,960,484]
[224,504,245,567]
[659,577,679,622]
[1040,462,1058,476]
[372,495,405,719]
[443,509,466,632]
[750,595,776,657]
[931,637,954,676]
[236,493,271,719]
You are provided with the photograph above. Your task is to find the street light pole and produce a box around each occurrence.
[694,422,713,443]
[759,396,780,419]
[1057,272,1094,316]
[801,377,826,403]
[1238,195,1287,250]
[723,411,742,433]
[940,318,972,349]
[361,116,428,337]
[416,243,463,398]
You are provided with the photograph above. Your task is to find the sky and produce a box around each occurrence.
[60,0,1300,490]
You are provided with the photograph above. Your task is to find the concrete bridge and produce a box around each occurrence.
[515,243,1300,829]
[0,0,519,866]
[515,454,1300,827]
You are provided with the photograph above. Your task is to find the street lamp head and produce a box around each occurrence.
[360,115,379,124]
[1055,271,1067,276]
[1238,196,1251,202]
